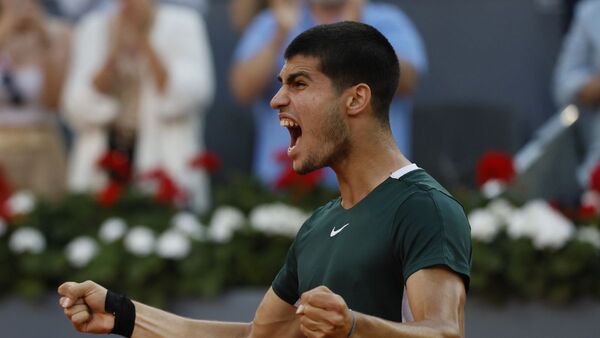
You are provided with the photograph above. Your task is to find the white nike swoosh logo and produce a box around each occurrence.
[330,223,350,237]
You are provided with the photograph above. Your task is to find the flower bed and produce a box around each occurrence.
[0,157,599,306]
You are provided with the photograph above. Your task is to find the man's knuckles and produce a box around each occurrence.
[302,306,345,329]
[71,310,91,325]
[64,303,89,318]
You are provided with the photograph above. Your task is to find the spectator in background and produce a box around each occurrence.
[229,0,268,33]
[230,0,427,188]
[0,0,70,201]
[554,0,600,188]
[62,0,215,212]
[562,0,583,33]
[55,0,209,22]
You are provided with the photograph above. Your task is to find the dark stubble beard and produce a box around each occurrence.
[295,101,351,175]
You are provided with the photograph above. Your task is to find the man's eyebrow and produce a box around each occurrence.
[278,71,312,84]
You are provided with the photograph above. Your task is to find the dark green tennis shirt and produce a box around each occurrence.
[272,169,472,322]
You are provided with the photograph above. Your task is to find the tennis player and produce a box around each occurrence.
[59,21,471,338]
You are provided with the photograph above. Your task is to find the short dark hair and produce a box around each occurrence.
[284,21,400,123]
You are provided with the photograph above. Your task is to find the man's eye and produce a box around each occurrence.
[293,82,307,88]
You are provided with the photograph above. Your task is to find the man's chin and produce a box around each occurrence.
[293,162,323,175]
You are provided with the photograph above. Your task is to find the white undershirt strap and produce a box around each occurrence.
[390,163,420,179]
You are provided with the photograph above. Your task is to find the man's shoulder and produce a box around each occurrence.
[392,170,466,216]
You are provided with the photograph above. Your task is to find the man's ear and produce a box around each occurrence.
[345,83,372,117]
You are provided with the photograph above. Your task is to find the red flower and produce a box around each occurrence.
[97,151,132,182]
[578,204,598,220]
[97,181,124,208]
[0,166,11,202]
[275,167,324,190]
[141,168,185,205]
[272,147,325,192]
[475,151,515,187]
[155,178,182,204]
[590,163,600,192]
[189,151,221,173]
[0,166,12,220]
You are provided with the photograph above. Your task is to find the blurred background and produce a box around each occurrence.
[0,0,599,337]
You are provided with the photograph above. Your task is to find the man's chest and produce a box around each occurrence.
[295,205,401,293]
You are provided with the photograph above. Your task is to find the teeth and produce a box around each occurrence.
[280,118,299,128]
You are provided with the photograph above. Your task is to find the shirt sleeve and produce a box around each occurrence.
[370,5,428,74]
[553,2,596,107]
[233,10,279,63]
[271,238,300,306]
[393,189,472,289]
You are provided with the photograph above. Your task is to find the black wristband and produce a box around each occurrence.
[105,290,136,337]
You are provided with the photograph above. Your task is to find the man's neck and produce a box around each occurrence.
[334,133,410,209]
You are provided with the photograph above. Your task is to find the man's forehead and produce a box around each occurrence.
[279,55,323,79]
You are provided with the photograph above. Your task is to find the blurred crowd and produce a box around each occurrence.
[0,0,598,213]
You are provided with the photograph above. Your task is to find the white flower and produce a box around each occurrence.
[156,230,191,259]
[6,191,36,215]
[98,218,127,243]
[249,203,309,237]
[171,212,205,240]
[481,179,506,199]
[65,236,99,268]
[576,226,600,249]
[124,226,155,256]
[507,200,575,250]
[0,218,6,237]
[8,227,45,254]
[468,208,502,243]
[486,198,516,224]
[208,206,246,243]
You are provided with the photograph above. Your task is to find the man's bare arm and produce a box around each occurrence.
[58,281,301,338]
[352,267,465,338]
[133,288,302,338]
[132,301,250,338]
[296,267,465,338]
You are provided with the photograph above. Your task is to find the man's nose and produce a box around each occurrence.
[270,86,289,110]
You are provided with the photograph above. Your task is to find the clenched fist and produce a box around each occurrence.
[296,285,354,338]
[57,280,115,334]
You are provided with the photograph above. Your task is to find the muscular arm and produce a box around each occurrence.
[297,267,465,338]
[58,281,301,338]
[133,288,301,338]
[132,301,250,338]
[352,267,465,338]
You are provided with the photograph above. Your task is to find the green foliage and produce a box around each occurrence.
[0,179,598,306]
[470,232,600,304]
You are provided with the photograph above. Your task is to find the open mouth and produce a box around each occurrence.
[280,117,302,151]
